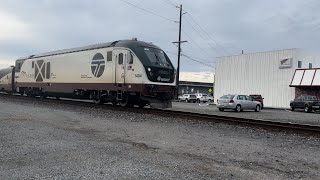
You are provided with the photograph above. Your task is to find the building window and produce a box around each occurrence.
[309,63,312,69]
[298,61,302,68]
[32,61,34,68]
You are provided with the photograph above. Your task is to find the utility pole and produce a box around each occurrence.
[172,4,187,99]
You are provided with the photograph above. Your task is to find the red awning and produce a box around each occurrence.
[290,68,320,87]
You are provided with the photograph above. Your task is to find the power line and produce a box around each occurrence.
[119,0,175,22]
[185,13,232,55]
[166,51,215,68]
[184,16,225,56]
[181,29,213,59]
[182,54,214,69]
[162,0,177,8]
[166,51,211,63]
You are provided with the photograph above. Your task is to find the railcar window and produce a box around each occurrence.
[118,53,123,64]
[128,52,133,64]
[107,51,112,61]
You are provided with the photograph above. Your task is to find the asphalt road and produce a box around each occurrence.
[171,102,320,126]
[0,96,320,179]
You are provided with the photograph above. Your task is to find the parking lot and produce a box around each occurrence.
[172,102,320,126]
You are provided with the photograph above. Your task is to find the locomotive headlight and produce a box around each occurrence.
[147,67,153,76]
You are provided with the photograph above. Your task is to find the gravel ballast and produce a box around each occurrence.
[0,96,319,179]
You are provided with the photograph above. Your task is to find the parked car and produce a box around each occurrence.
[178,94,197,103]
[290,95,320,113]
[194,93,209,103]
[249,94,264,109]
[217,94,262,112]
[207,95,214,103]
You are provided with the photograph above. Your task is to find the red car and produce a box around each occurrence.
[250,94,264,109]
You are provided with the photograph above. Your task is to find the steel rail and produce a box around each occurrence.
[1,93,320,134]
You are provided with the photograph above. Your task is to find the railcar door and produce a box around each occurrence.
[114,49,128,86]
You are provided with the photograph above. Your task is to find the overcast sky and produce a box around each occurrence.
[0,0,320,71]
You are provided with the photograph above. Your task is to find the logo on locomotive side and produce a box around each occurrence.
[33,60,50,82]
[91,53,105,78]
[35,60,45,82]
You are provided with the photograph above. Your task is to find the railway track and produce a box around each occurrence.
[1,93,320,135]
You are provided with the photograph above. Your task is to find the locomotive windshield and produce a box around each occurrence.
[144,48,172,68]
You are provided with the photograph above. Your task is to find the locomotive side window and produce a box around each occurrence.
[107,51,112,61]
[46,62,51,79]
[128,52,133,64]
[118,53,123,64]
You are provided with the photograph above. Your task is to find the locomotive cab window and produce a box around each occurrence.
[128,52,133,64]
[144,48,172,68]
[118,53,123,64]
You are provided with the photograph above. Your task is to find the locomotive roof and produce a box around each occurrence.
[17,40,161,61]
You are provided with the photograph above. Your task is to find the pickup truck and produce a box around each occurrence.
[290,95,320,113]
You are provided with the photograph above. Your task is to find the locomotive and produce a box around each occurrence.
[0,39,176,108]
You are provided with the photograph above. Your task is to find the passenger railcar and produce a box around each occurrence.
[1,39,176,108]
[0,67,14,93]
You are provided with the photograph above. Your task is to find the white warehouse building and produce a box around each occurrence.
[214,48,320,108]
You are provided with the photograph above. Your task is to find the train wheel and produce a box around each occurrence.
[40,93,47,99]
[120,94,129,107]
[138,101,146,108]
[25,89,33,97]
[93,99,104,105]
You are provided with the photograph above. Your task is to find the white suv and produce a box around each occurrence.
[194,93,209,103]
[178,94,197,103]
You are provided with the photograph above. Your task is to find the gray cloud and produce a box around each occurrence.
[0,0,319,72]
